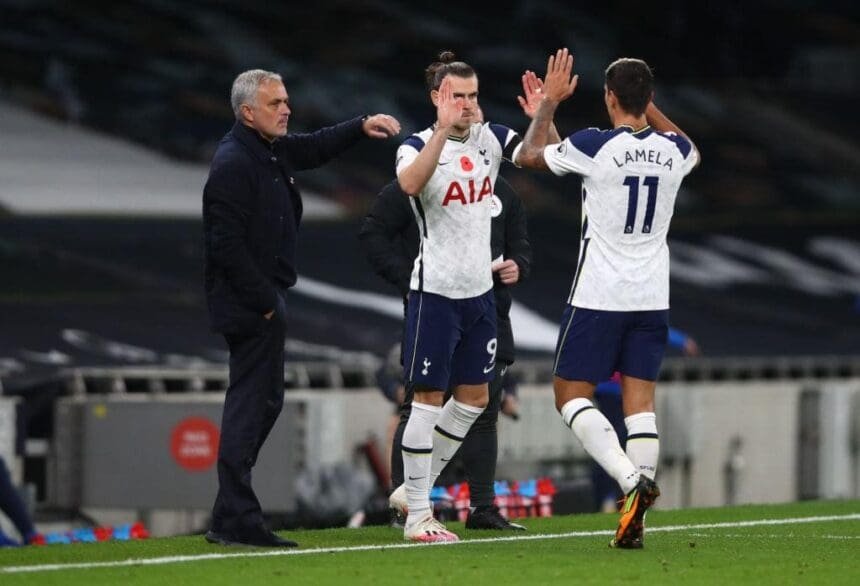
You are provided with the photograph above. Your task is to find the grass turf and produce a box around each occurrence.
[1,499,858,585]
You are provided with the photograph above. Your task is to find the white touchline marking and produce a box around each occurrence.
[689,533,860,539]
[690,533,860,541]
[2,513,858,574]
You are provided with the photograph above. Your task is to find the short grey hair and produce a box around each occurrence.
[230,69,282,118]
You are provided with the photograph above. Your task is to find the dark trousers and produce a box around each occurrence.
[0,456,35,541]
[210,295,287,534]
[390,361,509,508]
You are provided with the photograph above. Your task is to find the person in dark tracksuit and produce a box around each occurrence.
[358,174,531,530]
[0,456,40,547]
[203,69,400,547]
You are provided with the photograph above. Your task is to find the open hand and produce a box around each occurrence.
[517,70,546,119]
[362,114,401,139]
[435,77,465,131]
[542,48,579,104]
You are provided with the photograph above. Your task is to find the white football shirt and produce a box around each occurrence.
[543,125,698,311]
[396,123,521,299]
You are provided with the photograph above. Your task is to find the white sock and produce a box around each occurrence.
[402,402,441,526]
[430,399,485,487]
[560,398,639,494]
[625,412,659,480]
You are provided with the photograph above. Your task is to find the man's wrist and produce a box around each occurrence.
[433,123,451,135]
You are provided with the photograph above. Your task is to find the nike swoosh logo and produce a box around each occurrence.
[483,364,495,373]
[438,162,450,166]
[440,458,451,462]
[408,475,426,480]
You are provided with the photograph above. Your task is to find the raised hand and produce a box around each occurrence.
[435,77,465,131]
[542,48,579,104]
[517,70,546,119]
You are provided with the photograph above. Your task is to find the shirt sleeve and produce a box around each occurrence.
[502,182,532,282]
[278,116,366,171]
[682,143,700,175]
[489,123,522,164]
[543,128,604,177]
[395,135,425,175]
[662,132,699,175]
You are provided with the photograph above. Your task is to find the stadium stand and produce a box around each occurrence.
[0,0,857,534]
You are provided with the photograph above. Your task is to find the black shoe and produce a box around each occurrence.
[205,526,298,548]
[610,476,660,549]
[466,506,526,531]
[390,509,406,529]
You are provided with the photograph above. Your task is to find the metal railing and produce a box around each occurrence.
[48,354,860,396]
[60,361,378,395]
[511,354,860,385]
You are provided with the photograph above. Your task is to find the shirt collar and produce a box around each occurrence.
[617,124,653,139]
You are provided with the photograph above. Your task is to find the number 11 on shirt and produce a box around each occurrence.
[623,175,659,234]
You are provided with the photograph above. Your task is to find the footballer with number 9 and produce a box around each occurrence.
[390,51,550,543]
[515,48,700,549]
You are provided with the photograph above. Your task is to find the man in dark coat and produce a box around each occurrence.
[203,69,400,547]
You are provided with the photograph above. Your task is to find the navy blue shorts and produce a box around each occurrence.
[553,305,669,383]
[403,290,497,390]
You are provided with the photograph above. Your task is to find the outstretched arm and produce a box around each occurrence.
[278,114,397,171]
[515,48,578,170]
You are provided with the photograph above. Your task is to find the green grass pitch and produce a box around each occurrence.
[2,500,858,585]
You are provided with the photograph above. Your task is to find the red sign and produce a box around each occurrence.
[170,417,220,471]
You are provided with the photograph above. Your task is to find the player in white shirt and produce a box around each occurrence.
[515,49,700,549]
[391,52,530,543]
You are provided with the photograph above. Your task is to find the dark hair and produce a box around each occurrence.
[424,51,476,91]
[605,58,654,117]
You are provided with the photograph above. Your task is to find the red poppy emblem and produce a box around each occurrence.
[460,156,474,171]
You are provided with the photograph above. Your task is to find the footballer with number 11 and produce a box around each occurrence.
[516,48,700,549]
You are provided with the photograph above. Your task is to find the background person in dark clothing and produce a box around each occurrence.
[203,69,400,548]
[0,456,40,547]
[359,174,531,530]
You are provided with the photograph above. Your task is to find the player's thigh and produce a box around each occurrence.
[402,291,460,391]
[553,305,623,384]
[618,310,669,383]
[450,291,497,387]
